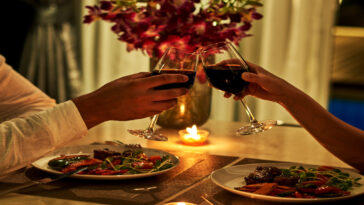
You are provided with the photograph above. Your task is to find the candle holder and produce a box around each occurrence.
[179,125,209,146]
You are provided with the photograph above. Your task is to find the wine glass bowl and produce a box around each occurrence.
[128,47,198,141]
[200,41,276,135]
[200,42,249,94]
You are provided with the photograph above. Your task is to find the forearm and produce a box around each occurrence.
[72,92,107,129]
[0,101,88,175]
[280,87,364,172]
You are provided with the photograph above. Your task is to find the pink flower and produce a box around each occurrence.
[83,6,102,23]
[141,25,161,38]
[191,21,206,35]
[142,39,157,57]
[83,0,263,58]
[157,35,194,57]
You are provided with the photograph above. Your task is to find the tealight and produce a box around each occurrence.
[179,125,209,146]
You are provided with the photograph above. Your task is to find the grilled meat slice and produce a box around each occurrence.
[93,148,121,160]
[244,166,282,185]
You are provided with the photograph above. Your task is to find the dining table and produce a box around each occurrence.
[0,119,363,205]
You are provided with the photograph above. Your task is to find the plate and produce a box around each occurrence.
[32,144,179,180]
[211,163,364,203]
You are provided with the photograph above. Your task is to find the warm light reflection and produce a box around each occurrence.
[180,103,185,115]
[179,125,209,146]
[163,202,197,205]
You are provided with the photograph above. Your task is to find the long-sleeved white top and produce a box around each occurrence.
[0,55,88,175]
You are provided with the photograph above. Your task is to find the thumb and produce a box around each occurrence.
[242,72,259,83]
[129,72,151,79]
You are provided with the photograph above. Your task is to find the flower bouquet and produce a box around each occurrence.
[84,0,263,128]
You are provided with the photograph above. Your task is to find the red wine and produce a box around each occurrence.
[152,69,196,89]
[204,64,249,94]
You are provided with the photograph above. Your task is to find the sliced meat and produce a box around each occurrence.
[244,166,282,185]
[93,148,121,160]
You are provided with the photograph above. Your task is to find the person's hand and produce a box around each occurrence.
[73,72,189,129]
[224,62,295,104]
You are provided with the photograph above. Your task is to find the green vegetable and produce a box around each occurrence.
[150,155,173,173]
[48,150,175,176]
[280,166,361,193]
[48,156,89,170]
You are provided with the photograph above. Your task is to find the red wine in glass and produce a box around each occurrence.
[200,41,276,135]
[151,69,196,90]
[204,63,248,94]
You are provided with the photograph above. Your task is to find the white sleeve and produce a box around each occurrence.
[0,55,88,175]
[0,101,88,175]
[0,55,56,121]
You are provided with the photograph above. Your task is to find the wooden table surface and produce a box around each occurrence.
[0,119,361,205]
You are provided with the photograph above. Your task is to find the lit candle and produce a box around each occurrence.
[179,125,209,146]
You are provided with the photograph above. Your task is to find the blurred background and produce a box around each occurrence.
[0,0,363,130]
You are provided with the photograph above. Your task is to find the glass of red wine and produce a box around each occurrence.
[200,41,276,135]
[128,47,198,141]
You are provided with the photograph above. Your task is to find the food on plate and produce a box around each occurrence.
[47,148,174,175]
[235,165,361,198]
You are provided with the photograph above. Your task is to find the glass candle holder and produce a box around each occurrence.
[179,125,209,146]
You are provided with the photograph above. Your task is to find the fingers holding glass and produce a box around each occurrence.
[200,41,276,135]
[128,47,198,141]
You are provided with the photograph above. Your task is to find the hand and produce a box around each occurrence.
[224,62,295,104]
[73,72,189,128]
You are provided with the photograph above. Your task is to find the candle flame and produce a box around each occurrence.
[186,125,200,140]
[180,124,208,146]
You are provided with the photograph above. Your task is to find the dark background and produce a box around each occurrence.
[0,1,35,70]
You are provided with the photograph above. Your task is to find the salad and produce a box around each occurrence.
[235,165,362,198]
[47,148,174,175]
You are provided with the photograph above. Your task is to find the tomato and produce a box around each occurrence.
[317,166,335,171]
[315,186,343,195]
[149,156,162,164]
[112,159,121,165]
[316,174,329,182]
[294,191,303,198]
[61,158,102,173]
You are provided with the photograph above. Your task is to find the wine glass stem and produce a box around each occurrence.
[240,99,257,123]
[147,114,160,131]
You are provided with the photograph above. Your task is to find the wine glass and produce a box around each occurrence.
[128,47,198,141]
[200,41,276,135]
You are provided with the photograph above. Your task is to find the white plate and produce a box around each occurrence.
[32,145,179,180]
[211,163,364,203]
